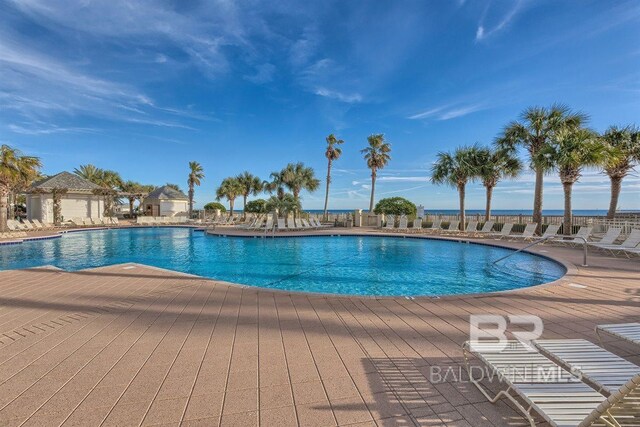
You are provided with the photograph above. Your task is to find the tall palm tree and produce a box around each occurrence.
[431,145,481,230]
[187,161,205,218]
[361,134,391,212]
[323,134,344,220]
[476,148,522,221]
[537,127,608,235]
[215,177,243,217]
[0,145,41,232]
[264,170,286,201]
[496,104,587,233]
[236,171,263,220]
[282,162,320,216]
[600,126,640,219]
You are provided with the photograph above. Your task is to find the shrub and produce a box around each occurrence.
[373,197,417,216]
[245,199,267,214]
[204,202,227,212]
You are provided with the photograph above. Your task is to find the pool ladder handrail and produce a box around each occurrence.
[492,235,588,267]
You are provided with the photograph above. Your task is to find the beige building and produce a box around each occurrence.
[26,172,104,223]
[142,185,189,217]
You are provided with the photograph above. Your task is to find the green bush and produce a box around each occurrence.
[373,197,417,216]
[245,199,267,214]
[204,202,227,212]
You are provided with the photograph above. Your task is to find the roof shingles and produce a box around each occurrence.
[30,171,102,192]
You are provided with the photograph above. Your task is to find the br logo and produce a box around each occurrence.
[469,314,543,352]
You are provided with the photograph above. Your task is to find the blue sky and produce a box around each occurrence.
[1,0,639,211]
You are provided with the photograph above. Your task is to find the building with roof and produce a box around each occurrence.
[142,185,189,217]
[26,172,104,223]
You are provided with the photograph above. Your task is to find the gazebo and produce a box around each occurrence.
[142,186,189,217]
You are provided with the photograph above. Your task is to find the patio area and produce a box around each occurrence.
[0,241,638,426]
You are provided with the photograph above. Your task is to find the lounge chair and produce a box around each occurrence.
[30,219,45,229]
[458,221,478,234]
[300,219,314,230]
[424,220,442,233]
[287,218,299,231]
[588,227,622,247]
[441,220,460,233]
[397,215,408,231]
[276,218,287,232]
[263,217,274,232]
[411,218,422,232]
[509,223,537,240]
[558,226,593,246]
[311,218,331,228]
[489,222,514,239]
[589,229,640,257]
[596,323,640,347]
[384,215,395,230]
[22,220,36,230]
[464,340,640,427]
[70,218,84,227]
[539,224,560,240]
[475,221,495,236]
[535,339,640,394]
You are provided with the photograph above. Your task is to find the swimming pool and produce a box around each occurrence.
[0,228,565,296]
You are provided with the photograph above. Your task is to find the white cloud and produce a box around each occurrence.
[408,103,484,121]
[314,87,363,103]
[475,0,524,41]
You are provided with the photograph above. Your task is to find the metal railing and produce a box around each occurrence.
[493,235,588,267]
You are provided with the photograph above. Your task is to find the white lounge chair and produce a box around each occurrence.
[441,220,460,233]
[263,217,274,232]
[475,221,495,236]
[559,226,593,246]
[411,218,422,232]
[424,220,442,233]
[276,218,287,232]
[597,323,640,347]
[384,215,395,230]
[589,229,640,257]
[464,340,640,427]
[588,227,622,247]
[311,218,331,228]
[21,220,36,230]
[489,222,514,239]
[458,221,478,234]
[397,215,408,231]
[535,339,640,394]
[510,223,537,240]
[539,224,560,240]
[300,219,313,230]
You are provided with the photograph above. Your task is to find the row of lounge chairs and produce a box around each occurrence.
[6,219,54,232]
[465,322,640,426]
[136,216,187,225]
[69,217,119,227]
[230,216,332,232]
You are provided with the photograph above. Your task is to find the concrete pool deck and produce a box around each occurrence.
[0,228,638,426]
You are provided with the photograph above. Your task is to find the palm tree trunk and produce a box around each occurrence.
[243,195,248,220]
[229,199,234,218]
[323,160,332,221]
[0,187,8,233]
[533,166,544,235]
[188,184,194,218]
[484,185,493,222]
[562,182,573,236]
[458,184,466,231]
[606,176,622,220]
[369,171,376,212]
[129,198,135,219]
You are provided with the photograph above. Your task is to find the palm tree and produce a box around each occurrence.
[0,145,41,232]
[215,177,243,217]
[119,180,145,218]
[265,193,301,218]
[496,104,587,233]
[187,161,205,218]
[600,126,640,219]
[73,164,102,183]
[282,162,320,216]
[537,127,608,235]
[236,172,263,220]
[361,134,391,212]
[264,170,286,201]
[476,148,522,221]
[323,134,344,220]
[431,145,481,230]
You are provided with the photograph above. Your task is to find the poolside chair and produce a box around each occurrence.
[539,224,560,240]
[424,220,442,233]
[30,219,45,229]
[458,221,478,234]
[475,221,495,236]
[276,218,287,232]
[589,229,640,257]
[287,218,300,231]
[300,219,314,230]
[535,339,640,394]
[397,215,408,231]
[509,223,537,240]
[411,218,422,232]
[558,226,593,246]
[441,220,460,233]
[597,323,640,347]
[464,340,640,427]
[588,227,622,247]
[311,217,331,228]
[21,220,36,230]
[489,222,514,239]
[384,215,395,230]
[6,220,20,232]
[263,217,274,232]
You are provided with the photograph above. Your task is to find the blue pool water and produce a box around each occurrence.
[0,228,565,296]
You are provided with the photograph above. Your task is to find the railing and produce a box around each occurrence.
[493,235,589,267]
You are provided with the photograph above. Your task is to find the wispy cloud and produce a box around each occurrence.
[475,0,524,42]
[8,123,98,135]
[314,87,363,103]
[408,103,484,120]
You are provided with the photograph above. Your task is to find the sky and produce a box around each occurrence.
[1,0,639,212]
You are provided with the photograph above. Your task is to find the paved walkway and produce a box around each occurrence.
[0,234,638,426]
